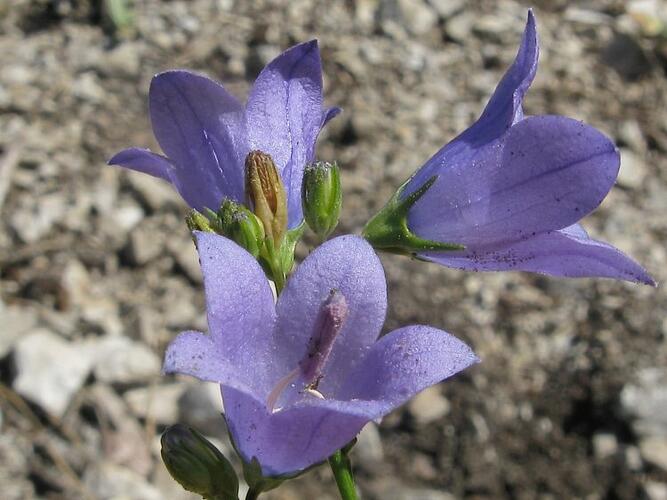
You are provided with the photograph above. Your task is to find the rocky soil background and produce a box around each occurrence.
[1,0,666,498]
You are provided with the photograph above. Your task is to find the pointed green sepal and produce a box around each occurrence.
[362,176,464,255]
[242,457,287,495]
[186,209,216,233]
[160,424,239,500]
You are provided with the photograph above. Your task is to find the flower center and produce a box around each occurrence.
[266,289,348,412]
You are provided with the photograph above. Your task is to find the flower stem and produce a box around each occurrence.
[328,449,358,500]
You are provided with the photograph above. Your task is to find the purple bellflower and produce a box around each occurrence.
[363,11,654,285]
[108,41,339,229]
[163,232,477,476]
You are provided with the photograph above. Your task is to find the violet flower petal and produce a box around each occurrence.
[409,115,620,245]
[338,325,478,409]
[477,9,538,129]
[420,224,655,285]
[274,235,387,397]
[404,10,537,196]
[246,40,331,227]
[163,331,255,395]
[149,70,247,211]
[193,231,279,394]
[107,147,175,181]
[221,325,476,475]
[222,387,368,477]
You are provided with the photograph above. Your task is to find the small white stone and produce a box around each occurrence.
[356,423,384,464]
[408,386,450,424]
[92,336,160,384]
[0,303,37,358]
[13,329,94,417]
[84,462,162,500]
[593,433,618,459]
[124,383,186,424]
[618,148,647,189]
[645,481,667,500]
[640,437,667,471]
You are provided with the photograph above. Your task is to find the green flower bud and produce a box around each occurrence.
[160,424,238,500]
[218,198,266,258]
[302,161,342,240]
[245,150,288,247]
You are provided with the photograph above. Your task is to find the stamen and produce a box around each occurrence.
[266,367,299,413]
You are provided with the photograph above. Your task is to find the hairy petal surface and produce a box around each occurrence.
[420,225,655,285]
[163,331,257,396]
[222,387,367,477]
[274,235,387,397]
[338,325,478,410]
[149,70,247,211]
[409,116,620,245]
[246,41,331,227]
[404,10,538,195]
[194,232,279,393]
[108,147,175,181]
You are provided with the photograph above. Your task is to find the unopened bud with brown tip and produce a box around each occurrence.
[245,150,288,247]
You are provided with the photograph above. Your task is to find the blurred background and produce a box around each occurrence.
[1,0,666,498]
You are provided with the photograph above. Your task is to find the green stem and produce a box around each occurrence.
[328,450,358,500]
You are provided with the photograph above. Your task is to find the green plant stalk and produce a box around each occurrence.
[328,450,358,500]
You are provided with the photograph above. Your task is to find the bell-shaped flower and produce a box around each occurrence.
[163,232,477,476]
[363,11,654,285]
[109,41,339,228]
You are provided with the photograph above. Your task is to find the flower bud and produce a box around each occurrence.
[245,150,287,247]
[160,424,238,500]
[218,198,266,257]
[302,161,342,240]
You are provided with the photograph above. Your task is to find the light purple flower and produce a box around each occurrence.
[108,41,339,228]
[163,232,477,476]
[378,11,654,285]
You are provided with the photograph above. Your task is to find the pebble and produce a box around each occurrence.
[428,0,464,19]
[92,336,161,385]
[593,433,618,459]
[168,237,202,284]
[0,303,37,358]
[83,462,162,500]
[379,0,438,36]
[617,148,647,189]
[178,382,225,435]
[127,222,166,265]
[645,481,667,500]
[124,383,186,424]
[10,193,66,243]
[127,173,179,211]
[640,437,667,471]
[621,367,667,438]
[445,11,475,41]
[396,0,438,35]
[13,329,94,417]
[100,43,142,78]
[408,386,451,425]
[355,423,384,465]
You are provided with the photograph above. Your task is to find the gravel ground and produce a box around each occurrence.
[1,1,667,499]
